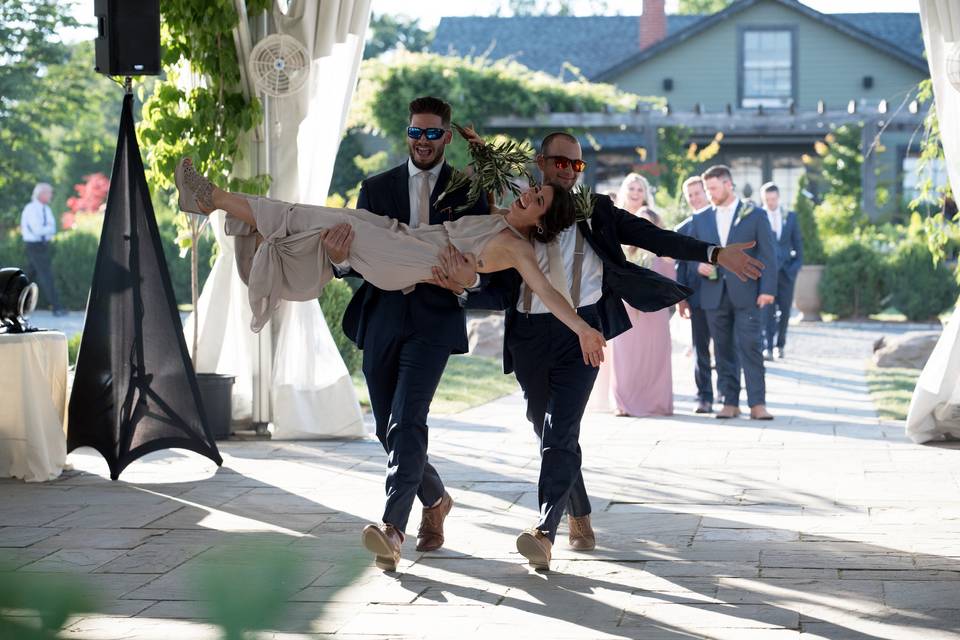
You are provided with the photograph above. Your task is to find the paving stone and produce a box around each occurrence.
[19,548,127,573]
[93,543,208,574]
[0,526,62,547]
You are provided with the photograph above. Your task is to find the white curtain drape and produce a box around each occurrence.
[906,0,960,443]
[186,0,371,439]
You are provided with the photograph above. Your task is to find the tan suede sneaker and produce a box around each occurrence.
[362,523,402,571]
[568,514,596,551]
[516,528,553,571]
[716,404,741,419]
[416,492,453,552]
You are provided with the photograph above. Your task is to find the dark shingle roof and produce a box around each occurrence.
[429,15,699,79]
[833,13,924,61]
[429,8,924,81]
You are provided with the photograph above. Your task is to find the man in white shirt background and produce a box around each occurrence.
[19,182,65,316]
[760,181,803,360]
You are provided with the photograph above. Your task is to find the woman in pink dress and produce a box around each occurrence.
[605,173,675,417]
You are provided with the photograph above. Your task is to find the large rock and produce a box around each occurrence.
[873,331,942,369]
[467,312,505,358]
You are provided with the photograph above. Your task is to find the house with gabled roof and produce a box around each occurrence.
[431,0,929,217]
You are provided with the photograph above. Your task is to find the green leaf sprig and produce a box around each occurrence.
[434,123,536,213]
[573,184,596,222]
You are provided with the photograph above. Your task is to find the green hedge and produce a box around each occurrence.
[887,240,959,321]
[318,278,362,376]
[820,237,888,318]
[0,222,213,310]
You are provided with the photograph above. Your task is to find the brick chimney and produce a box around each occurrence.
[640,0,667,50]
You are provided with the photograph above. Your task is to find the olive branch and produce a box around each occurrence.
[573,184,595,222]
[434,123,536,213]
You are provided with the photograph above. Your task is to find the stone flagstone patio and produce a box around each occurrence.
[3,320,960,639]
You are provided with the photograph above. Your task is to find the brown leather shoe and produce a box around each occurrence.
[716,404,741,419]
[416,491,453,552]
[517,528,553,571]
[568,514,596,551]
[750,404,774,420]
[362,523,402,571]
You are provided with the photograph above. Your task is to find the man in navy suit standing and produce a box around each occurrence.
[676,176,720,414]
[682,165,777,421]
[322,96,489,570]
[471,137,764,570]
[759,182,803,360]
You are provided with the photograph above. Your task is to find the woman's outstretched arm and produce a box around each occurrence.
[506,239,606,367]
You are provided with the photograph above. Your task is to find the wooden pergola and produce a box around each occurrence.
[486,102,925,218]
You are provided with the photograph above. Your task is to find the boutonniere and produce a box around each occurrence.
[737,202,755,221]
[573,184,595,222]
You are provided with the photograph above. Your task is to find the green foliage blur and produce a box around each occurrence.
[319,278,363,376]
[0,567,98,640]
[348,52,655,171]
[0,12,121,232]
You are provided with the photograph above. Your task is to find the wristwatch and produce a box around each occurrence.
[708,245,721,266]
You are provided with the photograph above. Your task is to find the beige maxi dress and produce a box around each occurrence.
[225,195,521,332]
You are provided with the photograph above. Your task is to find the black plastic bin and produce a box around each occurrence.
[196,373,235,440]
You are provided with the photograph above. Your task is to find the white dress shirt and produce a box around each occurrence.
[765,205,783,240]
[714,197,740,247]
[518,223,604,313]
[20,199,57,243]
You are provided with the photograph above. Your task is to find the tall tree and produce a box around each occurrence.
[363,14,434,59]
[677,0,733,15]
[0,0,78,229]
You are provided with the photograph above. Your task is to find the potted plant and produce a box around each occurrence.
[792,175,826,321]
[176,208,234,440]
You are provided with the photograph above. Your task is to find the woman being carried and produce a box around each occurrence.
[174,158,607,366]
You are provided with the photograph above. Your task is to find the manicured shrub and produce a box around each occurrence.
[820,237,888,318]
[50,229,100,310]
[888,239,959,321]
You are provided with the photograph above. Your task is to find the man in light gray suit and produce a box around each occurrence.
[760,182,803,360]
[681,165,777,420]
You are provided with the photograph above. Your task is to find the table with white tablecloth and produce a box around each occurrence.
[0,331,69,482]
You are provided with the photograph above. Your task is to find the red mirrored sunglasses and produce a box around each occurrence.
[544,155,587,173]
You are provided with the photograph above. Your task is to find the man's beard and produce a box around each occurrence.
[409,149,444,171]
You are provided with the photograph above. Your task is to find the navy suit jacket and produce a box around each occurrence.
[680,200,777,310]
[470,195,708,374]
[342,161,489,353]
[770,209,803,282]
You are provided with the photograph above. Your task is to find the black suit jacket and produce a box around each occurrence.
[342,161,490,353]
[470,195,709,373]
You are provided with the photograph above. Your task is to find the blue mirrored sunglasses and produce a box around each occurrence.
[407,126,446,141]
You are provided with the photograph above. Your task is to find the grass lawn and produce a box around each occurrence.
[352,354,519,415]
[865,363,920,421]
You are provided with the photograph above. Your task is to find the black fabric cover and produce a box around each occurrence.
[67,94,222,480]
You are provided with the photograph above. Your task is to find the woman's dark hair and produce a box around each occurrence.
[531,181,576,244]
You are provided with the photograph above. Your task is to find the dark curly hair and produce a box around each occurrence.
[531,182,576,244]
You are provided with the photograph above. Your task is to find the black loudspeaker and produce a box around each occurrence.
[94,0,161,76]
